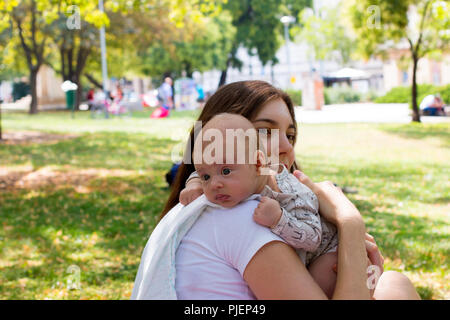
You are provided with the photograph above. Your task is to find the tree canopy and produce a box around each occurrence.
[349,0,449,122]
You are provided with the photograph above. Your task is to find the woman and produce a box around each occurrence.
[155,81,419,299]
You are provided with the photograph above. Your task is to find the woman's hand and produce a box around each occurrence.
[365,233,384,273]
[293,170,385,273]
[179,178,204,205]
[293,170,362,227]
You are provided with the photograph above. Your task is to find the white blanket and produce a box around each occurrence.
[131,194,260,300]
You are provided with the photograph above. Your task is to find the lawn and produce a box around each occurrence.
[0,109,448,299]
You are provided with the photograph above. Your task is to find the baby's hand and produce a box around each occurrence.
[253,196,282,228]
[179,179,204,205]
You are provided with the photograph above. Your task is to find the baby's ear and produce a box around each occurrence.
[254,150,267,175]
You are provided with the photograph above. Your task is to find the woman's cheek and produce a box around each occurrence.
[287,150,295,168]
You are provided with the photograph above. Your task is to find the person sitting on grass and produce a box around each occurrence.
[190,113,340,298]
[420,94,445,116]
[132,80,420,300]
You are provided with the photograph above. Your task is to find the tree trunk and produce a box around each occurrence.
[0,97,2,141]
[29,69,39,114]
[218,56,232,88]
[218,69,228,88]
[411,56,421,123]
[75,76,82,111]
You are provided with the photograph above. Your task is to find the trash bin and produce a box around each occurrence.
[61,81,78,110]
[65,89,76,110]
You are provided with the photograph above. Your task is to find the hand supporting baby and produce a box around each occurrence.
[253,196,282,229]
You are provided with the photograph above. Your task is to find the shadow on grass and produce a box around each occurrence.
[378,123,450,147]
[304,156,449,205]
[354,198,448,273]
[0,132,179,171]
[0,173,170,298]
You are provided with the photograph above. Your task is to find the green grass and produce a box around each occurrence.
[0,109,449,299]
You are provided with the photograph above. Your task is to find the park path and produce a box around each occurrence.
[295,103,450,124]
[3,97,450,124]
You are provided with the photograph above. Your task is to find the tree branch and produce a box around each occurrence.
[84,73,103,89]
[415,0,432,58]
[15,16,34,69]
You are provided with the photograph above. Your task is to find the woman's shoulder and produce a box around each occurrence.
[205,199,260,221]
[200,199,284,276]
[202,198,283,245]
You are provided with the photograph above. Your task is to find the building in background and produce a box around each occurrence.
[383,47,450,92]
[197,42,385,102]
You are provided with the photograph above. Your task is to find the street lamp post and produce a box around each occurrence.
[0,99,2,141]
[280,15,295,87]
[99,0,108,93]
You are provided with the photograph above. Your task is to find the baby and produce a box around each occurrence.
[192,113,338,298]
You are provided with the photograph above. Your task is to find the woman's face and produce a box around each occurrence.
[251,98,296,170]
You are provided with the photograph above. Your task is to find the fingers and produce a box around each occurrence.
[365,239,384,274]
[179,191,188,205]
[365,233,375,243]
[293,170,316,191]
[365,233,384,269]
[179,189,203,206]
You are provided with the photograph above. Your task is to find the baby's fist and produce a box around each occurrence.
[179,181,203,205]
[253,196,282,228]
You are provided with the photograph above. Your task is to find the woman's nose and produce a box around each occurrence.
[279,134,293,155]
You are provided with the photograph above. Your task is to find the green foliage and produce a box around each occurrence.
[348,0,450,120]
[374,86,412,104]
[220,0,311,71]
[324,86,362,104]
[139,12,235,78]
[294,4,356,65]
[435,84,450,105]
[348,0,449,59]
[375,84,450,106]
[285,89,302,106]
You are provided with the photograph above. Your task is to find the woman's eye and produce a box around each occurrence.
[202,174,210,181]
[222,168,231,175]
[287,134,295,144]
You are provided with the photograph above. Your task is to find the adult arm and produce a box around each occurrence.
[293,171,384,273]
[244,174,371,300]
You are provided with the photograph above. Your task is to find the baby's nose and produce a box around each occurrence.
[211,176,224,189]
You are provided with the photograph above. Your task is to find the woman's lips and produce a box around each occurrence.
[215,194,230,201]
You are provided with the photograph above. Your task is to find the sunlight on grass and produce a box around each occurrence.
[0,110,448,299]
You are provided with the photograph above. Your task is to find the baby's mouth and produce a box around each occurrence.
[215,194,230,201]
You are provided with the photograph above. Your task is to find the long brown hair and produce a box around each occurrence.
[160,80,298,219]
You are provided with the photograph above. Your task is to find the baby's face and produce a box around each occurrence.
[195,162,259,208]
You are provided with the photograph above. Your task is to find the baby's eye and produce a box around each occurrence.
[258,128,271,135]
[222,168,231,175]
[202,174,210,181]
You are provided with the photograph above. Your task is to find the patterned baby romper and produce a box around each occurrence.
[260,166,338,266]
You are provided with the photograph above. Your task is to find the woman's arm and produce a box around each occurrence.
[333,218,370,299]
[244,241,328,299]
[244,173,372,300]
[244,220,369,300]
